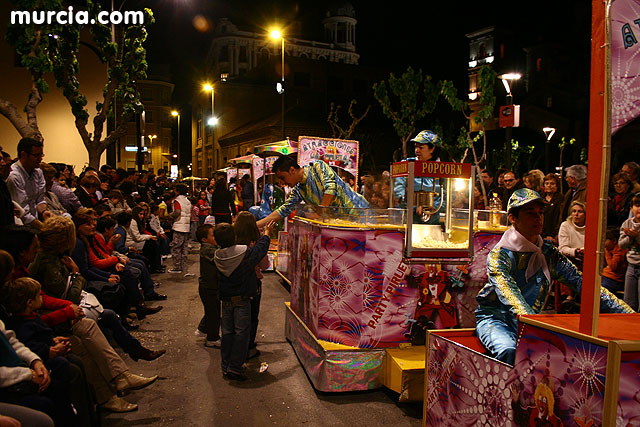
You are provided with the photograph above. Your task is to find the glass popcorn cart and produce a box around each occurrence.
[391,160,476,262]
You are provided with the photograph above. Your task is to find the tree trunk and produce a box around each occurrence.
[87,145,103,170]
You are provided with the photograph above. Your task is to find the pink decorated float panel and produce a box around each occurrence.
[426,317,640,426]
[287,218,503,348]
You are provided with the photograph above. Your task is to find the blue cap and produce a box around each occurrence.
[507,188,547,213]
[411,130,440,146]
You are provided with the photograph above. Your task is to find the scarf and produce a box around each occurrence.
[496,227,551,284]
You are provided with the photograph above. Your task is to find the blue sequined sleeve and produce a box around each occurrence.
[483,247,536,316]
[547,244,634,313]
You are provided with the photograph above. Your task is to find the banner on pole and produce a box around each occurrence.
[612,0,640,134]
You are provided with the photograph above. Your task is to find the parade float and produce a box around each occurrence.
[280,142,513,400]
[423,2,640,425]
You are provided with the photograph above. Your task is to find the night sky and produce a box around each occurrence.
[140,0,591,104]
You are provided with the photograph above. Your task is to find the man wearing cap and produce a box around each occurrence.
[393,130,445,225]
[255,156,369,228]
[475,188,633,365]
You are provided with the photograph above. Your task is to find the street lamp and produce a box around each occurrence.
[499,73,521,169]
[270,29,285,139]
[171,110,180,177]
[203,83,218,170]
[498,73,521,102]
[203,83,215,125]
[543,127,556,173]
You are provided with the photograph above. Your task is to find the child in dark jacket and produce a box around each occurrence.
[195,224,221,347]
[213,221,272,381]
[2,277,93,425]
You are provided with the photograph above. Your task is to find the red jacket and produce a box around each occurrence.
[12,267,77,326]
[89,234,119,270]
[39,292,77,326]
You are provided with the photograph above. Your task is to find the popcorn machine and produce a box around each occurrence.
[392,160,475,261]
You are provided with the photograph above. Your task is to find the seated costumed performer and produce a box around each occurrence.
[475,188,633,365]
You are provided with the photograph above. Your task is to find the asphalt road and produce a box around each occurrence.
[102,250,423,426]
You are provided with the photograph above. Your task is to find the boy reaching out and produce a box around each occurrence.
[214,221,273,381]
[195,224,220,347]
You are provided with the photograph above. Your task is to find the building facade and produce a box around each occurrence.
[191,3,362,178]
[117,77,175,173]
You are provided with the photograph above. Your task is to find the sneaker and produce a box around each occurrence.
[204,339,220,348]
[167,269,183,274]
[194,329,207,338]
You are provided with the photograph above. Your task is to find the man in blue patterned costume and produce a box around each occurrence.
[255,156,369,228]
[393,130,445,225]
[475,188,633,365]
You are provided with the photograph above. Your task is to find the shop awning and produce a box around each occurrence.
[253,139,298,157]
[228,154,256,165]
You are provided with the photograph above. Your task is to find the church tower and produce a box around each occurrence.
[322,2,357,52]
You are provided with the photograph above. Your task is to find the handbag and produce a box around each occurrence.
[62,273,104,321]
[78,290,104,321]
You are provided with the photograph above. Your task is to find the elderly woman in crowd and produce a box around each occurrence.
[558,201,586,270]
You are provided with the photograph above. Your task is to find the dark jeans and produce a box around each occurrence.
[116,264,143,307]
[221,298,251,374]
[142,239,162,271]
[127,257,155,298]
[158,235,170,255]
[0,356,76,426]
[98,308,142,355]
[249,282,262,349]
[66,354,98,427]
[601,275,624,293]
[214,213,232,225]
[198,285,220,341]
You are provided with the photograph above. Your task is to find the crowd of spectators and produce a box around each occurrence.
[0,137,271,423]
[477,161,640,312]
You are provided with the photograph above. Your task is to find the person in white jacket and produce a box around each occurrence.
[558,200,586,270]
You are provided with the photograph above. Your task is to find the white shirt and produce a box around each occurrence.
[6,161,46,224]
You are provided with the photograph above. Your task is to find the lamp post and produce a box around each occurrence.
[498,73,521,170]
[203,83,218,172]
[270,29,285,139]
[543,127,556,174]
[203,83,215,124]
[171,110,180,177]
